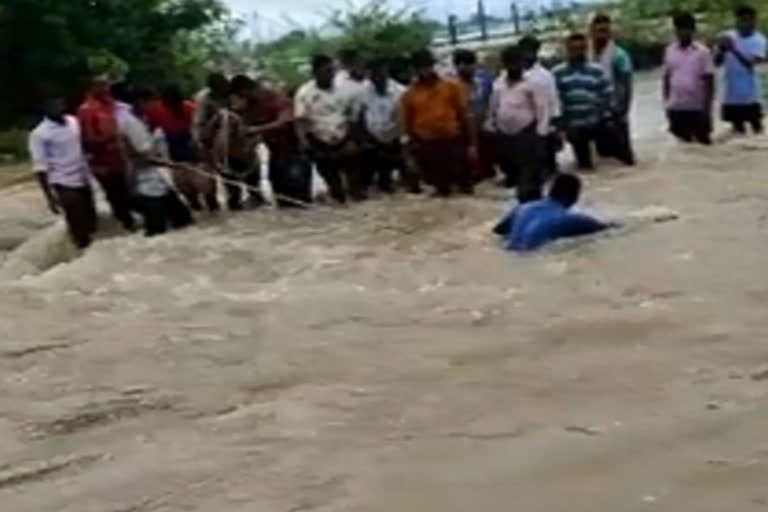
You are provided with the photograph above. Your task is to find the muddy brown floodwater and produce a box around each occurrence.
[2,75,768,511]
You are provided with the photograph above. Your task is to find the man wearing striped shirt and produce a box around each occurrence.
[553,33,615,170]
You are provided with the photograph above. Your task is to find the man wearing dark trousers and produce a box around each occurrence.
[553,33,615,171]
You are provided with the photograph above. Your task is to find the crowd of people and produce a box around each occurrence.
[28,6,767,252]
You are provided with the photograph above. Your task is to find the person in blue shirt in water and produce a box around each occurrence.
[715,5,767,134]
[494,173,611,251]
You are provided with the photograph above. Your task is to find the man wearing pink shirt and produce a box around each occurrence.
[487,45,550,203]
[663,12,716,144]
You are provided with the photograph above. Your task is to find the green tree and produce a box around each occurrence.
[0,0,225,127]
[255,0,438,90]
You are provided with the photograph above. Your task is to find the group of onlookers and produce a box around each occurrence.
[28,5,768,252]
[664,5,766,145]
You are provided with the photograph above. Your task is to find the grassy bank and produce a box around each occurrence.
[0,163,32,189]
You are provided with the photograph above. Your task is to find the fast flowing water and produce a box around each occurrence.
[2,75,768,511]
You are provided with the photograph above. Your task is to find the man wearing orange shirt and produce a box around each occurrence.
[77,75,136,232]
[401,49,476,197]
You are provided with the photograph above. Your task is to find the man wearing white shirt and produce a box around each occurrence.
[295,54,358,203]
[519,35,561,176]
[358,58,406,194]
[28,98,97,249]
[487,45,550,203]
[112,83,192,237]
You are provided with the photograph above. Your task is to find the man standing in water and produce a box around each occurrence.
[519,35,561,177]
[487,45,550,203]
[78,75,136,232]
[452,49,495,181]
[716,5,767,134]
[401,49,475,196]
[590,13,636,165]
[295,54,357,203]
[553,34,615,171]
[29,98,97,249]
[358,58,407,194]
[663,12,716,145]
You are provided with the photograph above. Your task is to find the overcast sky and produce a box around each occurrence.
[224,0,551,39]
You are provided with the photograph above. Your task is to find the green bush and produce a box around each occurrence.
[0,129,28,162]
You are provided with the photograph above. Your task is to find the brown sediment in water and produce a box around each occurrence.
[1,75,768,510]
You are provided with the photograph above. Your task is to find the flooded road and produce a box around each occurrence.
[2,75,768,511]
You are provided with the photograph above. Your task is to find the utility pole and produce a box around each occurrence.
[477,0,488,41]
[511,3,520,34]
[448,14,458,45]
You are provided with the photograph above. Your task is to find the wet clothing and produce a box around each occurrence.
[495,125,543,203]
[506,198,608,251]
[248,87,311,206]
[722,103,764,133]
[54,185,98,248]
[723,30,767,105]
[29,115,97,248]
[667,110,712,144]
[411,137,473,197]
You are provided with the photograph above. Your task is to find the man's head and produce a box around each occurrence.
[735,5,758,36]
[453,49,477,81]
[43,97,67,124]
[229,74,255,113]
[566,33,589,64]
[411,49,437,81]
[110,81,135,105]
[90,74,112,101]
[230,75,255,98]
[161,84,184,107]
[518,35,541,68]
[389,55,413,85]
[549,173,583,208]
[501,45,525,81]
[368,57,390,91]
[590,13,613,47]
[207,72,229,99]
[673,12,697,45]
[338,48,366,81]
[311,54,335,89]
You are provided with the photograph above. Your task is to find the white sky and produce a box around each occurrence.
[224,0,552,39]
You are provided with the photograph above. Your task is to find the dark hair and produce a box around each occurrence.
[338,48,360,66]
[207,72,228,89]
[110,81,134,103]
[735,4,757,17]
[161,84,185,116]
[673,11,696,29]
[453,49,477,65]
[592,12,612,25]
[311,54,334,72]
[549,173,582,206]
[367,56,390,71]
[501,45,523,67]
[567,32,588,43]
[518,35,541,53]
[230,74,255,94]
[411,49,436,67]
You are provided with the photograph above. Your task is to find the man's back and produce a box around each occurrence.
[509,198,606,251]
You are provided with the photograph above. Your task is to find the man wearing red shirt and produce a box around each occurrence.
[246,80,312,207]
[77,76,136,231]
